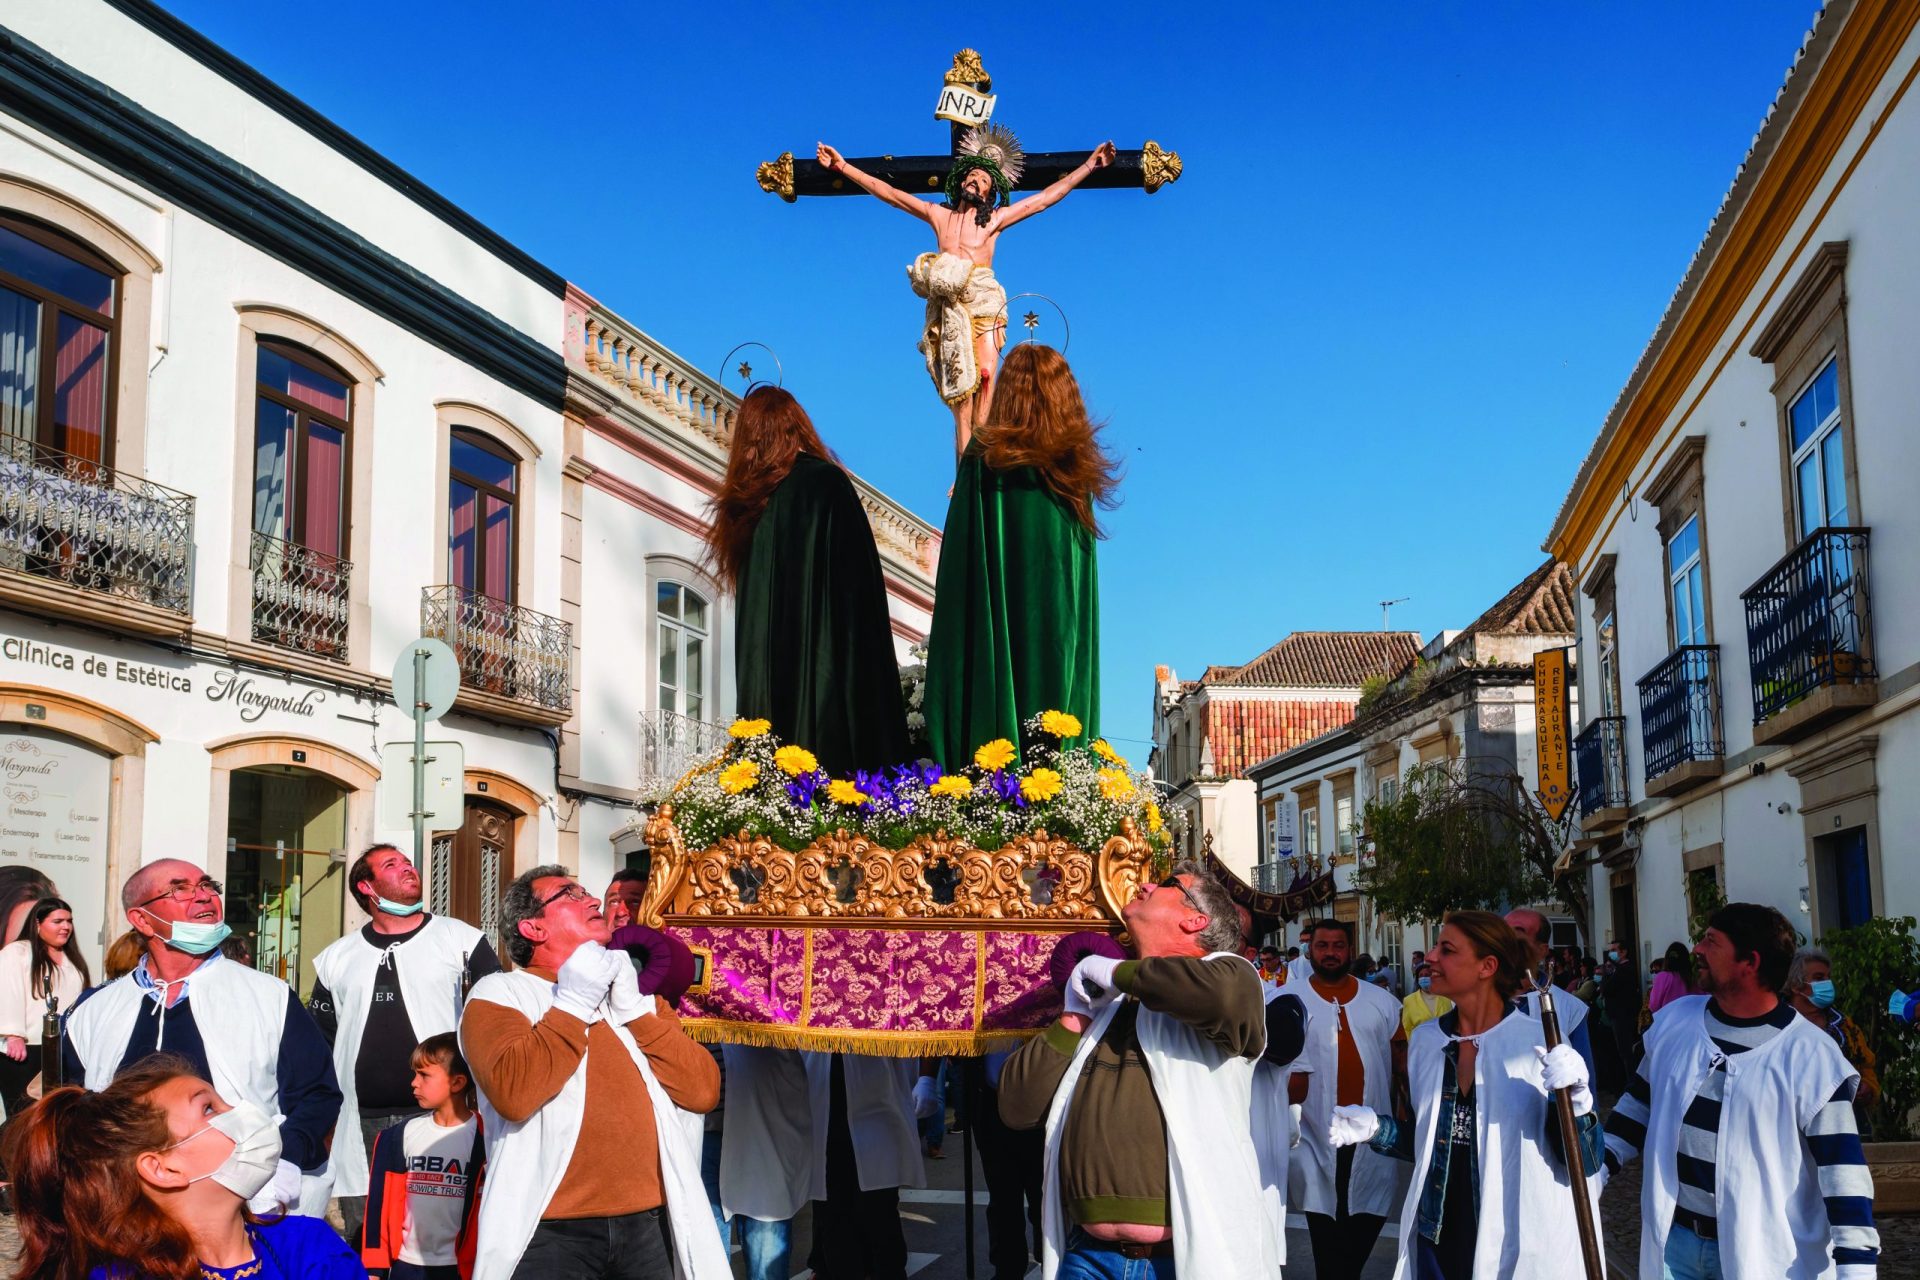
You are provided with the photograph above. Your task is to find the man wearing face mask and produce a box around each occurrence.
[62,859,342,1216]
[309,843,501,1243]
[1788,946,1881,1122]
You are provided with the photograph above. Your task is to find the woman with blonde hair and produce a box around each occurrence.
[1329,910,1605,1279]
[923,343,1119,767]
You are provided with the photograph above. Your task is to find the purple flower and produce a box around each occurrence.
[785,772,821,810]
[987,769,1027,809]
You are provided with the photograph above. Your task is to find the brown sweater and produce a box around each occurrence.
[461,969,721,1220]
[997,954,1263,1227]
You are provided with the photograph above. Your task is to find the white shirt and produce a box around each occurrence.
[398,1113,481,1267]
[0,939,84,1043]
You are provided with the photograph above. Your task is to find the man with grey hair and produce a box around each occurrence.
[998,860,1275,1278]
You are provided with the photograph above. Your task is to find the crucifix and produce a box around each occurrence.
[756,49,1183,458]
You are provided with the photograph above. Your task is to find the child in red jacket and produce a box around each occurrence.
[362,1033,485,1279]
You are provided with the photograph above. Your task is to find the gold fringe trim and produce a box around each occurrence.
[680,1018,1041,1059]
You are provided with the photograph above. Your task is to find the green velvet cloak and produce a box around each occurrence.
[734,453,908,778]
[923,449,1100,769]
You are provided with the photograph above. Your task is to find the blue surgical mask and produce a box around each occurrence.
[140,908,231,957]
[1809,979,1837,1009]
[376,896,425,917]
[1418,976,1432,992]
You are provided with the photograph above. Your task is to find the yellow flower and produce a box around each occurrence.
[729,718,772,739]
[1146,802,1164,834]
[1039,710,1083,739]
[1092,738,1124,765]
[974,738,1017,771]
[827,779,871,806]
[1097,767,1135,802]
[929,774,974,799]
[773,745,819,777]
[1020,767,1064,803]
[718,760,760,794]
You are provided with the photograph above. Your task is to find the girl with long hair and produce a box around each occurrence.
[2,1055,361,1280]
[923,343,1119,767]
[1328,911,1606,1279]
[0,896,91,1113]
[706,385,907,776]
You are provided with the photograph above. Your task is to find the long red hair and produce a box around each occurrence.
[972,344,1121,533]
[4,1055,232,1280]
[705,386,841,590]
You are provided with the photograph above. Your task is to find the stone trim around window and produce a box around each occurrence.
[1749,240,1860,549]
[431,400,543,611]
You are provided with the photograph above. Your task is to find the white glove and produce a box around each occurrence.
[1328,1104,1380,1149]
[606,948,650,1024]
[1287,1102,1304,1149]
[1535,1044,1593,1117]
[1070,955,1122,1008]
[247,1158,303,1214]
[553,941,614,1023]
[913,1074,941,1120]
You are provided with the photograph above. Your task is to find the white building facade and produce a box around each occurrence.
[1548,0,1920,970]
[0,0,936,991]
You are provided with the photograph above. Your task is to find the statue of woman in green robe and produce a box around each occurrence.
[923,344,1120,769]
[707,387,908,777]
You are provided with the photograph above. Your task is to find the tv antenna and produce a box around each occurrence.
[1379,597,1409,629]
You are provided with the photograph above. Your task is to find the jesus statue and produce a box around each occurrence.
[816,127,1115,459]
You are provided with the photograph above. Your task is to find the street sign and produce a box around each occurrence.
[1534,648,1573,821]
[391,637,458,722]
[379,740,464,830]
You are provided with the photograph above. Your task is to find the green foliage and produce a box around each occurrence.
[1686,868,1726,941]
[1355,674,1391,718]
[1823,915,1920,1140]
[1355,761,1565,925]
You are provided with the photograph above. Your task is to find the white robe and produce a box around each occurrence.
[720,1045,813,1222]
[801,1052,925,1197]
[462,970,729,1280]
[1391,1009,1605,1279]
[1289,975,1405,1219]
[1631,995,1856,1279]
[311,914,485,1197]
[1039,952,1275,1280]
[1251,984,1298,1269]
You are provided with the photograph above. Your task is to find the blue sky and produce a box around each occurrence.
[160,0,1822,758]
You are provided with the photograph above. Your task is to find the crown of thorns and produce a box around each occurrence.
[945,125,1024,208]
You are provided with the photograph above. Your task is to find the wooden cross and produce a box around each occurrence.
[755,49,1183,202]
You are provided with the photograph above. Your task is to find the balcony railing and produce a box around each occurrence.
[1253,861,1292,894]
[639,708,729,801]
[421,585,571,714]
[1636,645,1724,782]
[250,531,350,660]
[1574,715,1628,819]
[0,436,193,615]
[1742,527,1875,724]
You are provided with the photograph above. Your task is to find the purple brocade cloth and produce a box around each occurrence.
[669,922,1095,1056]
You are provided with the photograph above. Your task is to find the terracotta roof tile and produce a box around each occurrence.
[1208,632,1423,689]
[1458,560,1577,638]
[1203,698,1360,778]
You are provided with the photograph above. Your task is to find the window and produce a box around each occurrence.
[1597,607,1622,716]
[1666,514,1706,647]
[1335,793,1354,856]
[253,341,352,558]
[1378,774,1399,805]
[448,429,517,601]
[0,215,117,465]
[1789,359,1848,538]
[657,582,710,720]
[1299,806,1319,859]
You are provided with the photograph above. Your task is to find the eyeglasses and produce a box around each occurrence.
[1152,879,1201,913]
[537,882,593,909]
[136,878,223,908]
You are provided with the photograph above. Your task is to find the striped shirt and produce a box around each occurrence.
[1604,1000,1878,1278]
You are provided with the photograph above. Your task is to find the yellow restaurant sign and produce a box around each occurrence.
[1534,648,1572,821]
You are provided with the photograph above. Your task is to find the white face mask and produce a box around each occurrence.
[166,1100,281,1199]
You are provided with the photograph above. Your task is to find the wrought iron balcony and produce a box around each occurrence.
[639,708,730,801]
[1253,861,1292,894]
[1742,527,1876,743]
[421,586,572,718]
[0,436,193,618]
[1574,715,1628,827]
[250,531,350,660]
[1636,645,1724,795]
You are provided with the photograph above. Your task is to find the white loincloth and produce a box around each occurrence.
[907,251,1005,406]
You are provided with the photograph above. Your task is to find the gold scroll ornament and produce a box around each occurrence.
[639,803,1152,931]
[755,152,796,203]
[1141,141,1183,194]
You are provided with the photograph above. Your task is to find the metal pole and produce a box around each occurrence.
[1538,968,1605,1280]
[412,646,428,867]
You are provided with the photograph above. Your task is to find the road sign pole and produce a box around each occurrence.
[412,646,428,867]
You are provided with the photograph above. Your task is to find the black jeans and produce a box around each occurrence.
[806,1054,908,1280]
[510,1209,673,1280]
[389,1264,462,1280]
[0,1044,41,1117]
[966,1060,1043,1280]
[1304,1145,1387,1280]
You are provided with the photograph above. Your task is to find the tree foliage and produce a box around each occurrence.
[1823,914,1920,1141]
[1355,760,1588,931]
